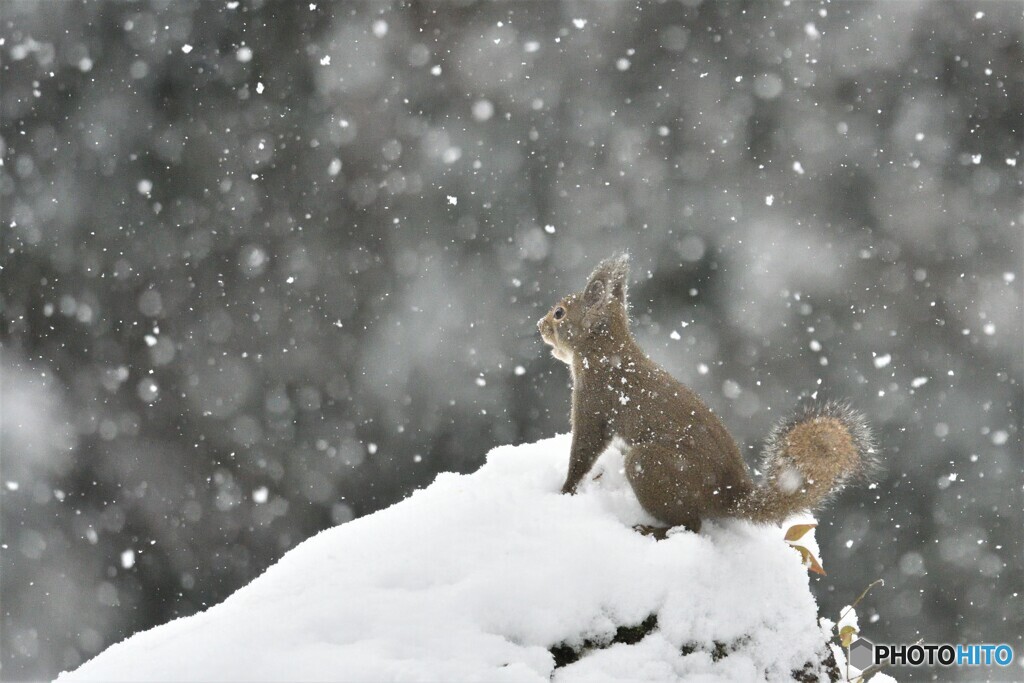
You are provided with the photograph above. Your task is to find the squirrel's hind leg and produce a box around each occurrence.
[625,443,708,533]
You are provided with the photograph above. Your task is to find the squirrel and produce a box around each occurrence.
[537,254,878,535]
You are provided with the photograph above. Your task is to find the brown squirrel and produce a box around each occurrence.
[537,254,877,534]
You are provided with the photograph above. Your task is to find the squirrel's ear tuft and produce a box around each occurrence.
[586,253,630,305]
[583,278,606,308]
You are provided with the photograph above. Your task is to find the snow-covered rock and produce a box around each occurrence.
[59,435,845,682]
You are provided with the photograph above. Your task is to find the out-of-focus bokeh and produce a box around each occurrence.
[1,2,1020,680]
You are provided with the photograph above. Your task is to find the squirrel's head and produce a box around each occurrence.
[537,254,631,364]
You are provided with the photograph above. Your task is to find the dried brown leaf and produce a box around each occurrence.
[792,544,827,576]
[784,523,817,542]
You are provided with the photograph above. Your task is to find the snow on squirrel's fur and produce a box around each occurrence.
[59,435,847,682]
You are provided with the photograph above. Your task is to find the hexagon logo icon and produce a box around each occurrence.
[848,637,875,670]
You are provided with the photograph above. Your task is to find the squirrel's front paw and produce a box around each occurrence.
[560,483,578,495]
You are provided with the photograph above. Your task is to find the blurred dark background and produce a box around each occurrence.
[1,2,1021,681]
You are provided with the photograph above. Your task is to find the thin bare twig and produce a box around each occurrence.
[838,578,884,625]
[838,578,885,681]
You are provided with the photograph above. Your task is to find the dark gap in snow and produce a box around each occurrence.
[793,647,840,683]
[549,614,659,669]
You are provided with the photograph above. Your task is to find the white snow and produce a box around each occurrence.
[472,99,495,122]
[60,436,847,682]
[119,550,135,570]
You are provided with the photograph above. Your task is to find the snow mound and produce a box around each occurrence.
[59,435,845,682]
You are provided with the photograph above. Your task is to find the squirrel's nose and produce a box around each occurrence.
[537,317,544,332]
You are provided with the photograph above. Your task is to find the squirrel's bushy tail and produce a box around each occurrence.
[736,402,878,524]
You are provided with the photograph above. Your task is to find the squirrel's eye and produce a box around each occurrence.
[553,307,565,320]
